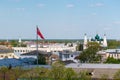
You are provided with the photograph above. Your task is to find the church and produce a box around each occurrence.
[83,34,107,50]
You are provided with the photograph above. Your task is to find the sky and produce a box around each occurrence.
[0,0,120,40]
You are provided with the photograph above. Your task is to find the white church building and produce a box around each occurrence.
[83,34,107,50]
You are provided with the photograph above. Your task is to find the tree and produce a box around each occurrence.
[64,68,76,80]
[48,61,65,80]
[0,67,8,80]
[104,56,120,64]
[113,70,120,79]
[77,71,91,80]
[100,74,109,80]
[38,54,46,64]
[79,42,101,63]
[10,67,23,80]
[76,44,83,51]
[107,40,120,49]
[10,40,18,47]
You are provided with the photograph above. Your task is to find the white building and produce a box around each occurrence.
[0,45,19,59]
[97,49,120,61]
[13,43,77,54]
[83,34,107,50]
[59,51,81,63]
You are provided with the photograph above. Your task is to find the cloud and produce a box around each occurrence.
[66,4,75,8]
[90,3,104,7]
[37,3,45,8]
[113,21,120,25]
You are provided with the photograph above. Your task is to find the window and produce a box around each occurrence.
[71,55,73,57]
[14,50,16,52]
[1,55,3,57]
[64,54,69,58]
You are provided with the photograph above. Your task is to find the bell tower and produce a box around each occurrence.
[83,33,87,50]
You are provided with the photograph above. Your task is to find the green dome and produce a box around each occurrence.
[100,38,103,41]
[91,38,95,41]
[95,34,100,41]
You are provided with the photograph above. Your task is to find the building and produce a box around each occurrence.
[20,50,51,64]
[97,49,120,60]
[0,45,18,59]
[58,51,81,63]
[13,43,77,55]
[83,34,107,50]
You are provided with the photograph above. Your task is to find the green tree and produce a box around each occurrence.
[64,68,76,80]
[10,67,23,80]
[10,40,18,47]
[100,74,109,80]
[48,61,65,80]
[113,70,120,80]
[77,71,91,80]
[0,67,8,80]
[76,44,83,51]
[104,56,120,64]
[38,54,46,64]
[79,42,101,63]
[107,40,120,49]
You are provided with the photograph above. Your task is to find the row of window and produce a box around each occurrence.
[64,54,73,58]
[109,54,119,58]
[0,55,14,58]
[14,50,31,53]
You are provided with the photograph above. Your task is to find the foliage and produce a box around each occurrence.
[107,40,120,49]
[100,74,109,80]
[0,65,90,80]
[113,70,120,79]
[104,57,120,64]
[79,42,101,63]
[34,54,46,65]
[0,67,8,80]
[10,40,18,47]
[38,54,46,64]
[9,40,27,47]
[9,67,24,80]
[77,71,91,80]
[48,61,65,80]
[64,68,76,80]
[76,44,83,51]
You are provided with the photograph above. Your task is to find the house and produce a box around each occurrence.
[59,51,81,63]
[0,45,18,59]
[20,50,51,64]
[97,49,120,61]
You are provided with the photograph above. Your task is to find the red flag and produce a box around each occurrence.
[37,27,45,40]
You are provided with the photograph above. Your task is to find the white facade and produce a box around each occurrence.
[59,51,81,63]
[0,45,19,59]
[97,49,120,60]
[20,55,37,59]
[103,34,107,47]
[83,34,87,50]
[83,34,108,50]
[0,53,19,59]
[13,43,77,54]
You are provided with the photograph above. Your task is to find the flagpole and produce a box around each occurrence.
[36,26,39,65]
[36,26,45,66]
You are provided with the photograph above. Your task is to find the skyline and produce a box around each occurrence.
[0,0,120,39]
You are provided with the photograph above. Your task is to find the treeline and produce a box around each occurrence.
[1,61,120,80]
[107,40,120,49]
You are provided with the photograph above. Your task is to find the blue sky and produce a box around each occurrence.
[0,0,120,39]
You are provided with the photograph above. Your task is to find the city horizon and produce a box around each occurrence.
[0,0,120,39]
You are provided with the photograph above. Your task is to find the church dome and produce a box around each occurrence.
[95,34,100,41]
